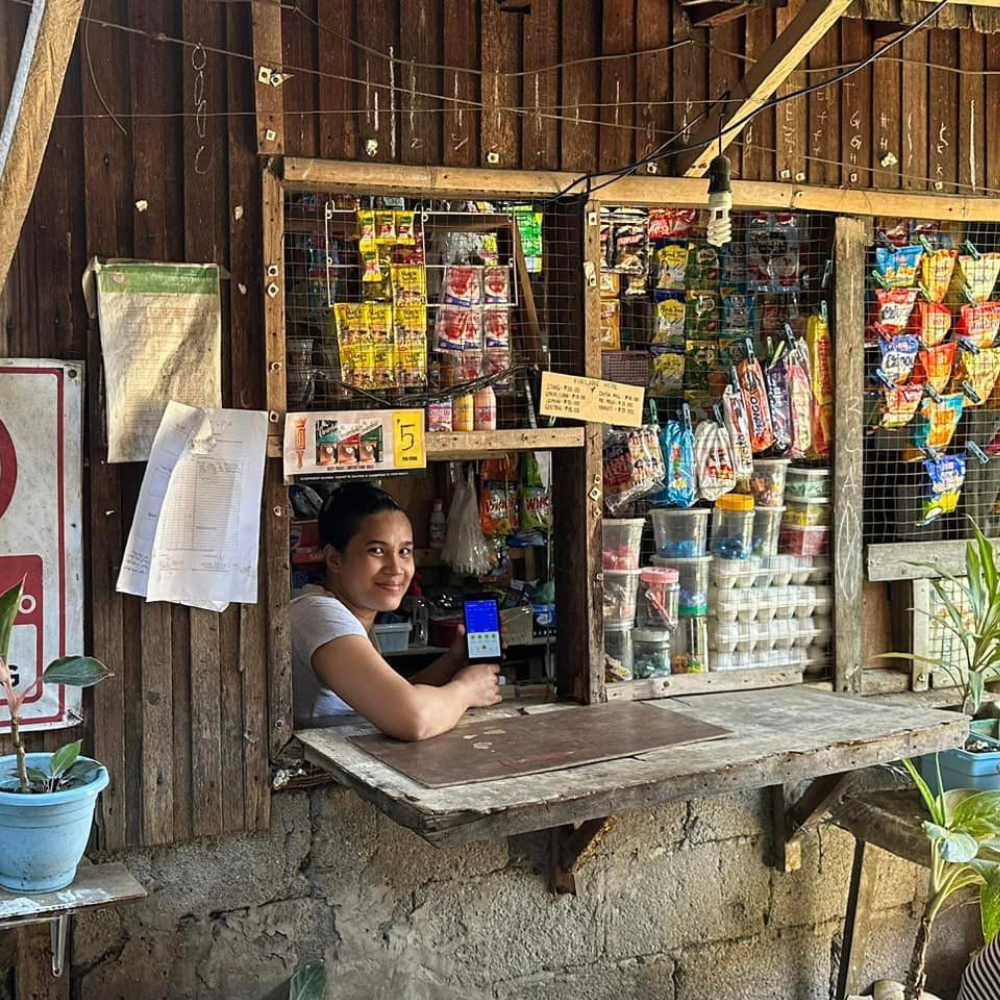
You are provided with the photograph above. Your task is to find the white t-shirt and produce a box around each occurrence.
[291,584,373,726]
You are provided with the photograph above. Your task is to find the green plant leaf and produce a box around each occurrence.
[982,867,1000,944]
[24,767,50,791]
[904,758,945,825]
[288,962,326,1000]
[42,656,111,688]
[0,580,23,663]
[48,741,81,779]
[952,790,1000,837]
[970,672,987,715]
[923,822,979,863]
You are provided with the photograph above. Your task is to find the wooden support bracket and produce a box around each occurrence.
[549,816,617,894]
[771,772,854,872]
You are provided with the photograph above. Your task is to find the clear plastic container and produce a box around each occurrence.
[649,508,711,558]
[785,467,832,501]
[783,498,831,528]
[602,518,646,570]
[633,628,673,678]
[373,622,413,653]
[780,525,831,557]
[636,567,680,629]
[710,555,761,590]
[711,494,756,560]
[673,615,709,673]
[604,626,634,676]
[652,555,711,615]
[749,458,791,507]
[752,506,785,557]
[603,569,641,627]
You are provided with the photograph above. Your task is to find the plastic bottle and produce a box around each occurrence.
[474,385,497,431]
[405,582,430,647]
[453,393,474,431]
[429,499,447,550]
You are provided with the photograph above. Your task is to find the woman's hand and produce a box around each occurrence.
[454,663,503,708]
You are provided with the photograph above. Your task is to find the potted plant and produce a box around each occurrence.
[0,580,111,892]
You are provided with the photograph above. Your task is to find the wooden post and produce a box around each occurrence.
[836,840,875,998]
[0,0,85,294]
[14,924,69,1000]
[833,218,866,694]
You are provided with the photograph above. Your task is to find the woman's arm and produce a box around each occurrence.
[409,626,468,687]
[311,633,501,741]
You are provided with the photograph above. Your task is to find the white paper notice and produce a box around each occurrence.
[85,259,222,463]
[117,402,269,611]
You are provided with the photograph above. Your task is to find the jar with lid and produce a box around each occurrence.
[633,628,672,678]
[711,493,755,560]
[636,566,679,630]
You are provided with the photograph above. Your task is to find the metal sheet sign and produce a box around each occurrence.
[0,361,84,732]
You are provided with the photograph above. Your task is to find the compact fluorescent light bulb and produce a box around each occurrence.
[706,153,733,248]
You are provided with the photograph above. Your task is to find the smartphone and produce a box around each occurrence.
[463,596,503,665]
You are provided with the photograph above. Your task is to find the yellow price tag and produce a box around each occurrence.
[391,410,426,469]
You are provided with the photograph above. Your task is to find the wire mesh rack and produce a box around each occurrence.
[862,219,1000,547]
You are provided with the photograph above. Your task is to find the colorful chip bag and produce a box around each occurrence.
[912,342,957,393]
[904,393,965,462]
[648,347,685,396]
[875,383,923,430]
[601,298,621,350]
[653,296,686,347]
[483,266,510,304]
[909,301,952,347]
[953,346,1000,406]
[879,334,920,385]
[920,453,966,525]
[806,312,834,460]
[648,207,697,241]
[920,248,958,303]
[435,305,481,353]
[955,302,1000,348]
[875,244,923,289]
[442,264,482,307]
[655,244,689,292]
[483,306,511,349]
[870,288,919,338]
[953,253,1000,303]
[693,419,737,502]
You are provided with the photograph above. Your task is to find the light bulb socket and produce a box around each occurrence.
[707,154,732,196]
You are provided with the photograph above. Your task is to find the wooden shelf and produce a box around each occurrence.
[605,666,804,702]
[425,427,584,460]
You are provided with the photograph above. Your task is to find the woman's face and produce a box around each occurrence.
[325,510,415,613]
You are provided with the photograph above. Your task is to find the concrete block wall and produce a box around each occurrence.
[0,786,982,1000]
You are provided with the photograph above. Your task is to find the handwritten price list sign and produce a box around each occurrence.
[539,371,645,428]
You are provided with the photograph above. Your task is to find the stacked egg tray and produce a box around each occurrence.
[709,555,832,673]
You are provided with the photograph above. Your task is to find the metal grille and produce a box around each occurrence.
[863,220,1000,546]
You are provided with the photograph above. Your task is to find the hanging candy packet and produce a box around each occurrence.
[807,311,834,460]
[909,301,952,347]
[648,347,685,395]
[520,452,553,531]
[442,265,482,307]
[392,265,426,305]
[653,296,686,347]
[483,266,511,304]
[655,244,690,291]
[869,288,919,337]
[435,305,481,353]
[657,411,697,508]
[612,210,649,277]
[904,393,965,462]
[953,253,1000,303]
[875,383,923,430]
[602,426,666,515]
[693,418,737,502]
[953,346,1000,405]
[736,340,774,453]
[686,243,721,290]
[875,244,923,289]
[600,270,620,298]
[747,213,801,293]
[765,355,794,454]
[395,211,416,245]
[878,334,920,385]
[912,342,957,393]
[722,292,754,338]
[876,220,909,247]
[648,207,697,241]
[600,299,621,350]
[920,248,958,302]
[955,302,1000,348]
[686,292,721,339]
[920,453,966,526]
[483,306,511,349]
[356,210,377,252]
[786,351,813,459]
[722,380,754,481]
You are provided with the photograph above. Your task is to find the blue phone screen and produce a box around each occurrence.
[464,599,502,660]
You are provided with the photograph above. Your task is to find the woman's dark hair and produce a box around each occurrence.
[318,482,405,550]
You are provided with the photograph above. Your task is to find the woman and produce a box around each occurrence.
[291,482,502,740]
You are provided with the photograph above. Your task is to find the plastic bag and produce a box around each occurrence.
[737,342,774,453]
[722,380,754,480]
[659,417,697,508]
[443,466,493,576]
[603,425,666,515]
[694,419,737,501]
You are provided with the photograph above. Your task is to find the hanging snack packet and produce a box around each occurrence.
[356,210,377,252]
[654,244,689,292]
[653,296,686,347]
[875,383,923,430]
[483,266,510,304]
[953,346,1000,405]
[746,213,801,293]
[648,207,697,241]
[686,243,721,290]
[395,211,416,245]
[599,209,614,271]
[602,426,665,515]
[920,248,958,302]
[765,356,794,454]
[870,288,919,337]
[392,265,426,305]
[786,351,813,459]
[736,341,774,453]
[483,306,511,349]
[722,292,754,338]
[955,302,1000,348]
[912,341,957,393]
[375,211,397,245]
[442,265,482,307]
[612,210,649,277]
[920,454,967,526]
[909,301,952,347]
[600,271,620,298]
[877,220,909,247]
[687,291,721,338]
[659,417,697,508]
[600,299,621,350]
[722,381,754,480]
[875,244,923,289]
[806,311,834,459]
[479,479,519,538]
[694,419,737,501]
[953,253,1000,303]
[879,334,920,385]
[721,241,747,289]
[520,452,553,531]
[648,347,685,396]
[904,393,965,462]
[435,305,481,353]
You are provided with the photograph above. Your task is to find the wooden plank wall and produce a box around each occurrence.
[3,0,1000,847]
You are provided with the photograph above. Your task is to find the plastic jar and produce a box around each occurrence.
[649,508,711,558]
[752,506,785,556]
[636,566,680,629]
[603,569,641,627]
[673,615,709,673]
[780,525,831,557]
[785,467,831,501]
[633,628,673,678]
[711,494,755,559]
[604,626,634,678]
[602,518,646,570]
[651,555,711,615]
[749,458,791,507]
[783,498,831,528]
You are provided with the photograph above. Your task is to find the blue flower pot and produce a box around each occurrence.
[0,753,108,893]
[921,726,1000,794]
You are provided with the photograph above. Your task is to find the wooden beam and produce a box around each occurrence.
[674,0,855,177]
[550,817,617,894]
[0,0,85,295]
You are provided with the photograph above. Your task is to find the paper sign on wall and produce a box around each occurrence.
[0,361,84,733]
[539,371,645,428]
[283,409,426,478]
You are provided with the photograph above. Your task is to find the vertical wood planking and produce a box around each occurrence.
[356,2,400,161]
[986,35,1000,196]
[900,31,928,191]
[559,0,599,172]
[317,0,358,160]
[839,18,871,189]
[833,217,866,694]
[522,0,560,170]
[707,20,744,179]
[442,0,480,167]
[773,0,807,183]
[669,4,701,177]
[928,30,958,193]
[635,0,671,167]
[229,0,270,832]
[807,25,840,187]
[741,8,774,181]
[480,2,522,168]
[599,0,636,173]
[871,36,902,190]
[959,31,985,195]
[400,0,443,165]
[252,0,285,154]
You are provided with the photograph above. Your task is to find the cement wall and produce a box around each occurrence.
[0,785,981,1000]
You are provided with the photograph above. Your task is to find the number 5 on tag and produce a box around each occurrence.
[392,411,426,470]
